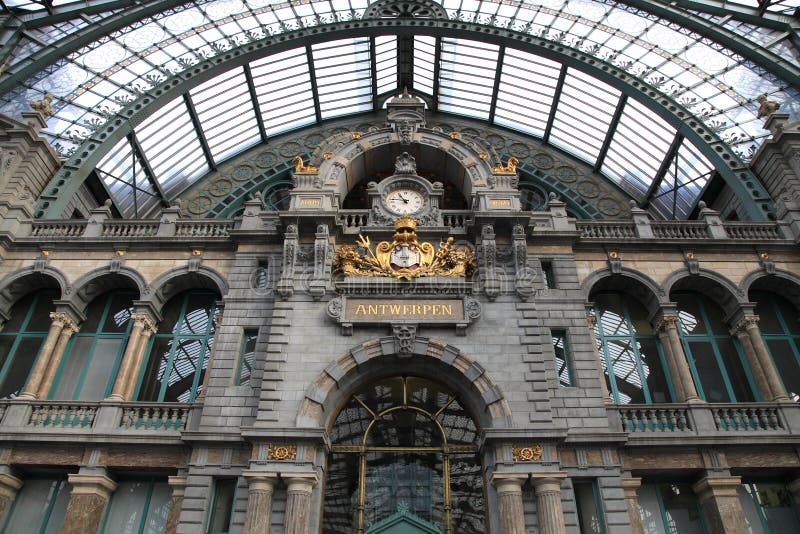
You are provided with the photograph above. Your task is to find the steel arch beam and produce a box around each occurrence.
[35,20,774,220]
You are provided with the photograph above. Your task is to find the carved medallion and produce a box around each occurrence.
[267,444,297,461]
[512,445,543,462]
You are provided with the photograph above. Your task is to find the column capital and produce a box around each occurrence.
[242,471,279,492]
[131,312,157,335]
[283,472,317,494]
[585,312,596,329]
[49,311,78,333]
[167,475,188,496]
[491,472,528,494]
[67,473,118,500]
[731,315,760,335]
[531,472,567,494]
[0,471,22,499]
[654,314,680,332]
[622,477,642,494]
[692,475,742,501]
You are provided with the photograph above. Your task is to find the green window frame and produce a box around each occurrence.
[98,478,171,534]
[738,481,800,534]
[0,289,57,398]
[593,293,674,404]
[1,478,70,533]
[674,292,757,403]
[574,480,606,534]
[638,481,709,534]
[237,329,258,386]
[751,291,800,401]
[207,478,237,534]
[51,290,135,400]
[552,329,573,387]
[136,290,217,403]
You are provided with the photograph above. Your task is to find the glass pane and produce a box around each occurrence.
[738,485,766,534]
[0,336,45,398]
[596,294,630,337]
[608,339,646,404]
[716,338,755,402]
[2,292,37,332]
[42,480,70,534]
[449,453,484,534]
[138,337,172,402]
[766,339,800,400]
[687,341,732,402]
[101,481,149,534]
[142,482,171,534]
[209,479,236,534]
[52,336,93,399]
[366,410,441,447]
[163,338,210,402]
[675,294,706,335]
[639,339,671,403]
[753,291,789,335]
[364,452,443,530]
[358,377,404,414]
[750,483,800,532]
[553,331,572,387]
[26,290,59,332]
[659,483,705,534]
[180,293,215,335]
[239,331,258,386]
[575,481,604,534]
[638,484,668,534]
[4,479,67,534]
[77,337,123,400]
[102,292,135,333]
[407,377,451,414]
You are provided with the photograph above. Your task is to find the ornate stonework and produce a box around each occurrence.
[267,444,297,461]
[512,445,543,462]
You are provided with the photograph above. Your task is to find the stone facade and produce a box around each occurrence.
[0,107,798,534]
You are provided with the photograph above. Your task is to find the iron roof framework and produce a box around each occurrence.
[0,0,797,220]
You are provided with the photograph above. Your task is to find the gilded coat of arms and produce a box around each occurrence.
[334,217,476,280]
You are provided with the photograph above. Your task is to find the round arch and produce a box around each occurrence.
[0,266,68,320]
[35,20,771,220]
[741,268,800,313]
[582,267,666,319]
[148,265,229,313]
[67,266,147,314]
[297,336,512,430]
[664,268,745,319]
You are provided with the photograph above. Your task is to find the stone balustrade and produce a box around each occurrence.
[119,403,189,430]
[614,402,800,440]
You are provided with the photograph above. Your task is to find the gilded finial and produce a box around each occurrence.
[493,157,519,175]
[292,156,318,174]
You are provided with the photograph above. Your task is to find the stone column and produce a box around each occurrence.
[531,473,567,534]
[692,476,747,534]
[491,473,527,534]
[108,313,157,401]
[622,478,644,534]
[586,313,613,404]
[656,315,700,402]
[738,316,790,402]
[165,475,187,534]
[19,312,78,399]
[732,320,774,401]
[242,471,278,534]
[283,474,317,534]
[0,469,22,521]
[60,472,117,534]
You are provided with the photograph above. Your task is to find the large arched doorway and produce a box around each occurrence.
[322,376,484,534]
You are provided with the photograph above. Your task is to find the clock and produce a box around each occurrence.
[385,188,425,215]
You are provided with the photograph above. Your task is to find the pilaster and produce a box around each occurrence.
[166,476,187,534]
[241,471,278,534]
[692,475,747,534]
[60,472,117,534]
[0,469,22,522]
[531,473,567,534]
[491,473,527,534]
[622,477,644,534]
[283,473,317,534]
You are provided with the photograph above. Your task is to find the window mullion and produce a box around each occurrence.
[594,305,620,403]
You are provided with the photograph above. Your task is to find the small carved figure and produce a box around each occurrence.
[493,157,519,175]
[291,156,318,174]
[394,152,417,174]
[30,93,55,117]
[756,94,781,119]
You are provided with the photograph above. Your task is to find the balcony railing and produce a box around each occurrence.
[615,402,799,440]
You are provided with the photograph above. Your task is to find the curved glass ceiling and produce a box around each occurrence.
[0,0,797,220]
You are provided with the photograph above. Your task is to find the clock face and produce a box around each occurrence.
[385,188,425,215]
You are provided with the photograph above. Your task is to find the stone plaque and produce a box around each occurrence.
[344,298,464,323]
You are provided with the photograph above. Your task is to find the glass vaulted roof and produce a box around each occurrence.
[0,0,798,220]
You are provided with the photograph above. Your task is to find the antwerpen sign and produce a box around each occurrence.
[327,296,481,336]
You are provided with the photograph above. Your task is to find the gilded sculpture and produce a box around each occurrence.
[334,216,476,280]
[292,155,318,174]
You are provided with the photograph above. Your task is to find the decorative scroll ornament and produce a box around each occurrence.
[267,444,297,461]
[512,444,543,462]
[334,217,476,280]
[291,156,318,174]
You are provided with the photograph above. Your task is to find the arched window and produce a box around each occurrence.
[323,376,484,534]
[136,290,218,403]
[0,289,58,398]
[592,293,672,404]
[674,292,756,402]
[751,291,800,401]
[51,291,135,400]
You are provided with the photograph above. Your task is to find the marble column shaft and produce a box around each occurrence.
[20,312,77,399]
[622,478,644,534]
[532,476,567,534]
[242,473,277,534]
[692,476,747,534]
[283,475,316,534]
[59,473,117,534]
[165,476,187,534]
[109,314,156,401]
[733,326,774,401]
[657,316,700,402]
[742,317,789,401]
[492,475,527,534]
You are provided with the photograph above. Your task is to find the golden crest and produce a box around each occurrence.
[334,217,476,280]
[512,444,543,462]
[268,444,297,461]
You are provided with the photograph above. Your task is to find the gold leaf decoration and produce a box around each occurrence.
[512,445,543,462]
[268,444,297,461]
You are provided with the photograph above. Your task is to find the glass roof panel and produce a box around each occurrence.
[494,48,561,138]
[250,47,317,137]
[550,67,621,163]
[651,138,714,220]
[375,36,398,95]
[602,98,677,200]
[311,37,373,120]
[136,97,209,196]
[189,67,260,162]
[438,38,499,121]
[96,137,159,218]
[413,36,436,95]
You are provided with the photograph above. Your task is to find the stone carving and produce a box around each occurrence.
[394,152,417,175]
[464,296,482,320]
[392,323,417,357]
[267,444,297,461]
[512,445,543,462]
[481,225,500,300]
[493,157,519,175]
[756,94,780,119]
[291,156,318,174]
[30,93,55,117]
[310,224,330,300]
[277,224,298,299]
[326,297,343,320]
[512,224,533,300]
